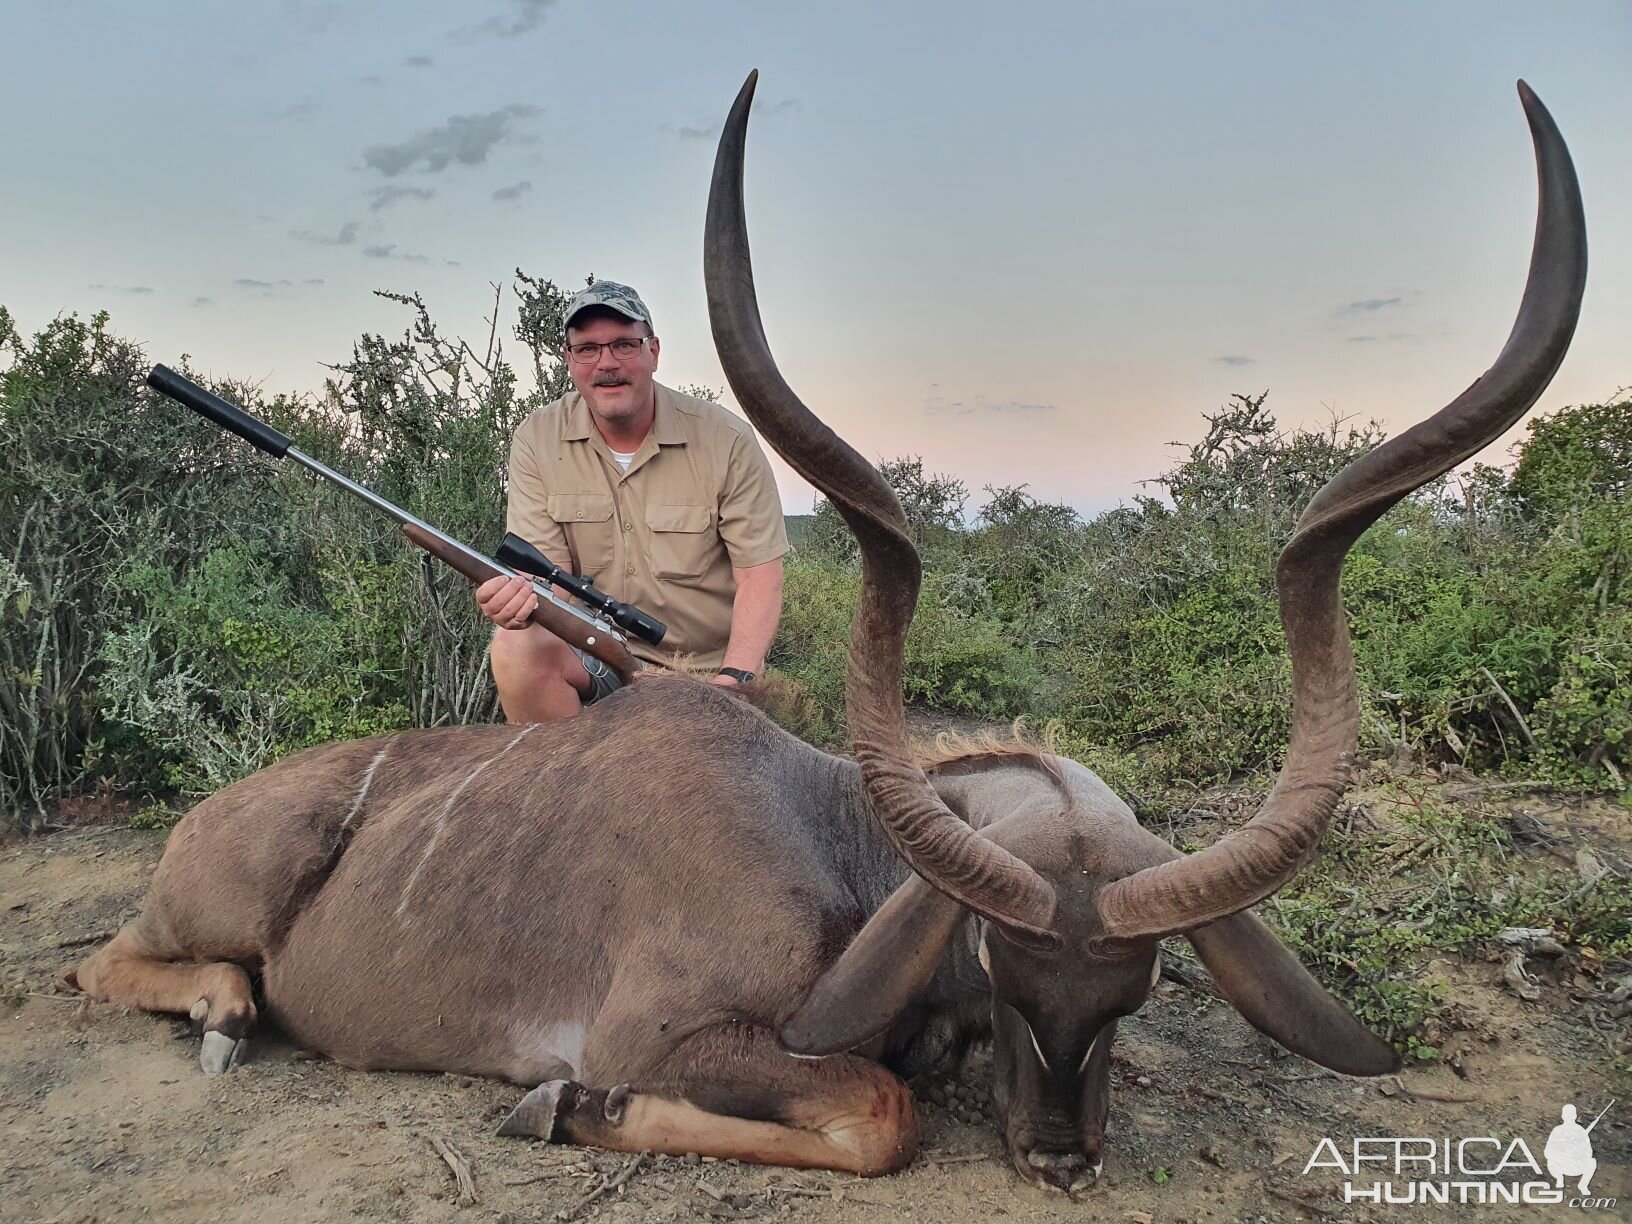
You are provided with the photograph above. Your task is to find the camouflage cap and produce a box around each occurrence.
[563,280,653,331]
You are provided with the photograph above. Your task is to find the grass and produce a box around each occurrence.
[1245,776,1632,1063]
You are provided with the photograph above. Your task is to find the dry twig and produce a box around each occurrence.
[921,1151,993,1165]
[1159,955,1218,996]
[765,1184,887,1207]
[1388,1075,1476,1104]
[557,1152,647,1221]
[1478,666,1538,749]
[430,1135,478,1206]
[500,1167,583,1187]
[53,929,113,949]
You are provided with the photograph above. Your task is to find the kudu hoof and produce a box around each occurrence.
[199,1030,248,1076]
[499,1079,578,1140]
[498,1080,631,1140]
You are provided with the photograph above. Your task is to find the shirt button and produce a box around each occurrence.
[625,565,636,576]
[621,521,632,532]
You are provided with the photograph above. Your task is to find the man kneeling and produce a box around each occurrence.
[475,280,787,722]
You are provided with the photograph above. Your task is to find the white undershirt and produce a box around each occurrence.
[608,447,636,472]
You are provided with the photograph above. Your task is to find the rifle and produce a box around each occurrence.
[145,364,661,683]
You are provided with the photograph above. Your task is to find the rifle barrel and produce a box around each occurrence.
[1584,1098,1615,1132]
[144,363,642,681]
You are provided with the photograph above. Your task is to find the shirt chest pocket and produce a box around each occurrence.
[645,504,717,581]
[546,493,616,577]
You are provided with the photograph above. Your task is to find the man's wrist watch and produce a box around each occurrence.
[716,666,756,684]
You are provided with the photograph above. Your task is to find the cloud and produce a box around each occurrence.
[226,276,324,297]
[1338,296,1403,315]
[277,99,320,122]
[1213,355,1255,367]
[492,180,532,202]
[363,104,541,176]
[368,185,435,212]
[671,96,802,140]
[986,401,1056,414]
[405,54,434,68]
[363,244,430,263]
[454,0,557,39]
[289,221,360,246]
[87,283,154,295]
[1347,331,1422,344]
[924,385,968,416]
[233,278,296,297]
[192,296,213,307]
[924,389,1055,417]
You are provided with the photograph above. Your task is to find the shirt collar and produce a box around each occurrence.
[650,383,688,445]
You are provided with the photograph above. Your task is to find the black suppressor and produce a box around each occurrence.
[496,532,666,646]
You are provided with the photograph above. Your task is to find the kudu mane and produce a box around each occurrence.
[913,732,1073,804]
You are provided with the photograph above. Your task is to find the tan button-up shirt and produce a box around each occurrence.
[506,383,789,670]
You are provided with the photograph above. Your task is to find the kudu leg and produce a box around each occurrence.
[66,925,256,1075]
[499,1025,918,1176]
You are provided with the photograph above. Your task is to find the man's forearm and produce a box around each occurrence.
[720,559,784,673]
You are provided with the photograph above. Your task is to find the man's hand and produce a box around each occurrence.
[476,575,540,630]
[709,672,741,689]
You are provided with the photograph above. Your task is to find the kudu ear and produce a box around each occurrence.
[1186,911,1401,1076]
[781,873,965,1056]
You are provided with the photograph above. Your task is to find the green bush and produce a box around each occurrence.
[0,309,296,824]
[0,277,584,826]
[93,540,413,796]
[771,549,1045,746]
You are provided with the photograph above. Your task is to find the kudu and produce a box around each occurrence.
[68,75,1585,1190]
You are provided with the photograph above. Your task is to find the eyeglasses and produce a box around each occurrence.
[564,337,652,364]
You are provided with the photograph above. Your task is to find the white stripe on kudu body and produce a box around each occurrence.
[396,726,538,916]
[342,743,391,831]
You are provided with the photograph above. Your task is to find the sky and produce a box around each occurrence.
[3,1,1629,516]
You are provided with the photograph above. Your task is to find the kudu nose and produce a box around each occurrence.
[1023,1146,1093,1190]
[1025,1148,1087,1173]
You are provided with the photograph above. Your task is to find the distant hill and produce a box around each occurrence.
[784,513,814,546]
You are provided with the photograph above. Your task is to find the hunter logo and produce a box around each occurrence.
[1301,1100,1617,1209]
[1545,1101,1610,1195]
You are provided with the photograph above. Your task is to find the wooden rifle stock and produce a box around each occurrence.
[401,524,642,683]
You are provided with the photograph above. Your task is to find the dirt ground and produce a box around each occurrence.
[2,779,1627,1223]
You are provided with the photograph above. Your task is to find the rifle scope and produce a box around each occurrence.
[495,533,665,646]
